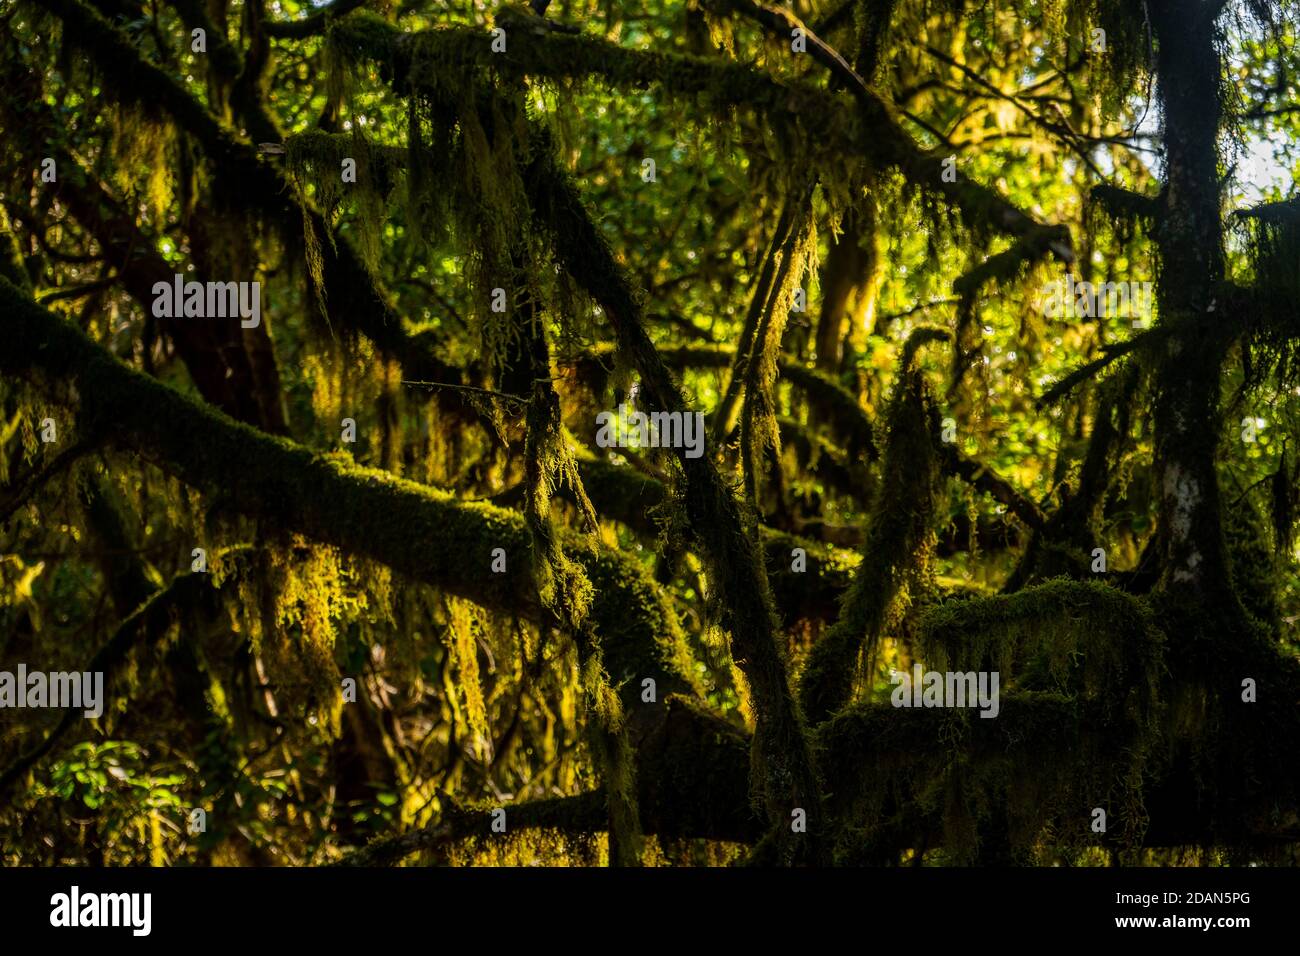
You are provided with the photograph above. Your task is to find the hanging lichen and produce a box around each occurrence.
[441,595,490,750]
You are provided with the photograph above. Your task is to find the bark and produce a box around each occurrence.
[1147,1,1238,612]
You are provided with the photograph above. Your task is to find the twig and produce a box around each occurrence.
[400,380,527,406]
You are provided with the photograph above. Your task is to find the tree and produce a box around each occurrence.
[1,0,1299,866]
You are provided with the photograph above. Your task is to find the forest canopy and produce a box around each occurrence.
[2,0,1300,867]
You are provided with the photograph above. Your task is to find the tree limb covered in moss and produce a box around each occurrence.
[0,277,699,713]
[520,150,822,862]
[329,14,1071,250]
[335,791,609,866]
[1091,183,1162,222]
[1236,195,1300,224]
[799,353,940,725]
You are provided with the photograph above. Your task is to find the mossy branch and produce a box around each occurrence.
[0,277,699,711]
[798,355,941,725]
[916,578,1165,726]
[816,692,1156,861]
[331,14,1071,249]
[334,792,608,866]
[1091,184,1162,222]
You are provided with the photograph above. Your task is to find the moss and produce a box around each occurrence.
[916,578,1166,727]
[798,347,941,725]
[818,691,1158,863]
[741,184,817,511]
[284,129,405,273]
[1224,498,1282,632]
[803,577,1169,861]
[713,191,808,444]
[762,529,858,628]
[0,277,698,713]
[441,597,489,743]
[1241,199,1300,388]
[331,13,1064,250]
[777,416,874,503]
[108,103,173,227]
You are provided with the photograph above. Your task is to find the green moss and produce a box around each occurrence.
[805,577,1170,861]
[1224,499,1282,632]
[0,276,698,713]
[916,578,1166,725]
[741,185,817,511]
[818,690,1158,864]
[284,129,405,274]
[798,348,941,725]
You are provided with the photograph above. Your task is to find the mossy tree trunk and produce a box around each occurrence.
[1147,0,1239,615]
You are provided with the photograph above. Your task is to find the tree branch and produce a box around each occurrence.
[266,0,368,39]
[1091,183,1162,221]
[330,14,1072,251]
[334,792,607,866]
[0,277,699,714]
